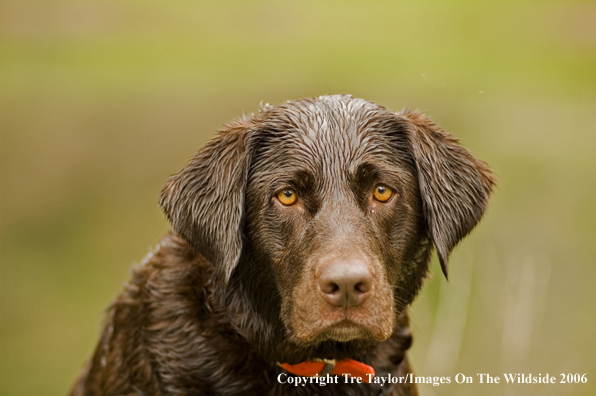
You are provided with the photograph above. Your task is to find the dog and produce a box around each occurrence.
[71,95,494,396]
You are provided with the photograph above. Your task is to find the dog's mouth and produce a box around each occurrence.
[320,318,370,342]
[290,309,395,345]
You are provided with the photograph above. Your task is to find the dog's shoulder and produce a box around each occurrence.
[71,233,208,395]
[73,232,272,395]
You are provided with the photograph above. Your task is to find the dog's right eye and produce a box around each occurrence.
[277,189,298,206]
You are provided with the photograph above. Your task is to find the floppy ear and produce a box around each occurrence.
[398,110,495,278]
[159,119,258,284]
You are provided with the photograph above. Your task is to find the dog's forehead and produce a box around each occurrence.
[271,95,386,137]
[260,95,395,171]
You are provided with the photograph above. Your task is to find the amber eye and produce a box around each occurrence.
[373,185,393,203]
[277,189,298,206]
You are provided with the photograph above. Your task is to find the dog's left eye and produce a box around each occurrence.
[373,185,393,203]
[277,189,298,206]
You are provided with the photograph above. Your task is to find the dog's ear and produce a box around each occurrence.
[398,110,495,278]
[160,119,258,284]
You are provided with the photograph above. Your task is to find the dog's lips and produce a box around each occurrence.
[292,308,393,344]
[313,317,369,342]
[323,320,369,342]
[331,318,355,327]
[326,318,360,333]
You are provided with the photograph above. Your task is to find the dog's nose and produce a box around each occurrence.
[318,260,373,308]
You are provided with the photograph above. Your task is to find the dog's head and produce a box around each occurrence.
[160,95,494,349]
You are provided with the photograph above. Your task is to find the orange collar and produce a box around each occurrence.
[278,359,375,382]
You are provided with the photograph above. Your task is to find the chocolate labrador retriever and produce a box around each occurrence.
[71,95,494,395]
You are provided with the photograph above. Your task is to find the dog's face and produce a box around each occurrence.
[160,95,494,349]
[244,104,423,345]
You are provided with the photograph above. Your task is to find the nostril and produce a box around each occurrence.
[321,281,340,295]
[354,281,372,294]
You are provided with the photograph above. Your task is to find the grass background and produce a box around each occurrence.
[1,0,595,395]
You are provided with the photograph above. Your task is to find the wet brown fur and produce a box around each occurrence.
[71,95,494,396]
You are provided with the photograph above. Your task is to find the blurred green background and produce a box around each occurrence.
[1,0,595,395]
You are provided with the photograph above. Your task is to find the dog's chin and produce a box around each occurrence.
[291,319,393,346]
[318,320,373,342]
